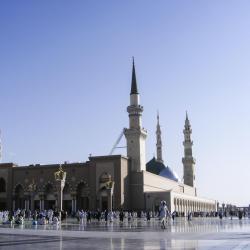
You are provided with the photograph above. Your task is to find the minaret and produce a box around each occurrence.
[156,111,163,163]
[0,130,2,163]
[124,58,147,172]
[182,112,196,187]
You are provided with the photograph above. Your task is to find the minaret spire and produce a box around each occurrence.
[156,111,163,163]
[124,59,147,172]
[182,112,196,187]
[0,130,2,163]
[185,111,190,128]
[130,57,138,95]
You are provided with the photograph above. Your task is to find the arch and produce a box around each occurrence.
[63,182,72,213]
[44,182,54,195]
[76,181,89,210]
[98,172,112,211]
[14,184,25,209]
[99,172,112,183]
[15,184,24,197]
[77,181,88,195]
[44,182,56,210]
[74,179,88,192]
[42,181,55,193]
[0,178,6,192]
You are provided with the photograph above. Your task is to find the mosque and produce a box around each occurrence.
[0,61,217,214]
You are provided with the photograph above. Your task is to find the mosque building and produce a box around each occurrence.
[0,60,217,214]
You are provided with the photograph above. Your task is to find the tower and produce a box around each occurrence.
[0,130,2,163]
[156,111,163,163]
[124,58,147,172]
[182,112,196,187]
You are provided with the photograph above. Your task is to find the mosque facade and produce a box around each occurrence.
[0,61,217,214]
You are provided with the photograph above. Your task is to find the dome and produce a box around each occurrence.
[159,166,180,182]
[146,157,180,182]
[146,157,165,175]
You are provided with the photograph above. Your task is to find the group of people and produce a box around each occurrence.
[31,209,64,225]
[0,210,24,225]
[74,209,164,224]
[0,203,243,229]
[76,210,114,223]
[75,210,152,223]
[0,209,66,226]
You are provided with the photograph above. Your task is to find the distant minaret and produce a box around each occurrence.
[124,58,147,172]
[0,130,2,163]
[156,111,163,163]
[182,112,196,187]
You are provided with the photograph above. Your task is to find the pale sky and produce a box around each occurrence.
[1,1,250,206]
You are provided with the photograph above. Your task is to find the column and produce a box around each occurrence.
[30,193,34,212]
[109,187,114,212]
[71,193,76,213]
[39,194,44,211]
[184,200,186,216]
[71,199,74,213]
[13,200,15,211]
[27,200,29,210]
[181,200,184,215]
[42,199,44,210]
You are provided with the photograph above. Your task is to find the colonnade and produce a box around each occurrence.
[13,193,81,213]
[0,192,87,213]
[174,198,216,215]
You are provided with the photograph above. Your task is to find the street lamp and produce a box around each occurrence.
[54,165,67,216]
[28,179,36,212]
[105,181,115,212]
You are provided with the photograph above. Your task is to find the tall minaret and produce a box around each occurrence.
[124,58,147,172]
[0,130,2,163]
[156,111,163,163]
[182,112,196,187]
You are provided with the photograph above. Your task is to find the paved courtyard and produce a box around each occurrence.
[0,217,250,249]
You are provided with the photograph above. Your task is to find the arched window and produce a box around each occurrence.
[15,184,24,197]
[0,178,6,192]
[99,172,111,183]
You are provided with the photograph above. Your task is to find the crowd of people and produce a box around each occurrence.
[75,209,155,223]
[0,201,245,229]
[0,209,66,226]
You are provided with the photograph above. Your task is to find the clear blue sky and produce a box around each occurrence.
[1,0,250,206]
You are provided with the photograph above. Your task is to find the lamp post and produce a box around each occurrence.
[105,181,115,212]
[54,165,66,216]
[28,179,36,212]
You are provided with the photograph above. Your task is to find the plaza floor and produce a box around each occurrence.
[0,217,250,249]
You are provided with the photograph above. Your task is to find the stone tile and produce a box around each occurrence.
[0,217,250,249]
